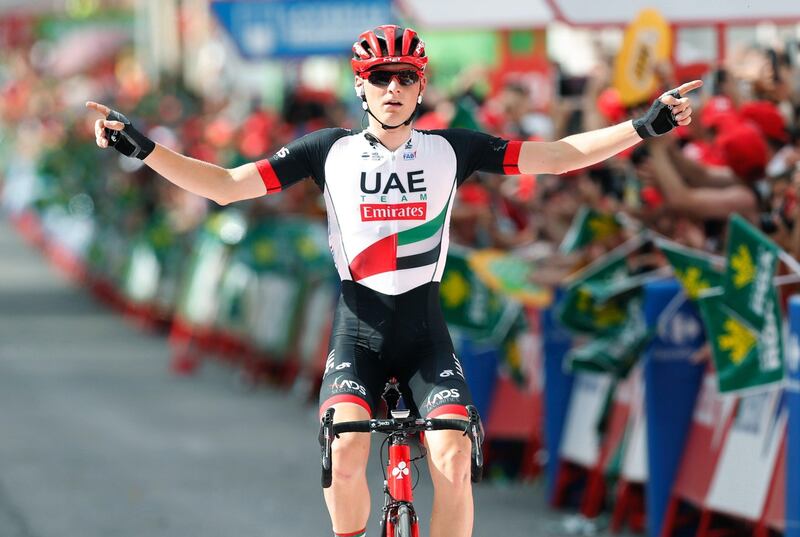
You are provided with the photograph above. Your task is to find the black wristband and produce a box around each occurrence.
[632,90,681,139]
[105,110,155,160]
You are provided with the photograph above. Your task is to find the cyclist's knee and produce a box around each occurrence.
[327,403,371,482]
[330,432,370,481]
[426,426,471,486]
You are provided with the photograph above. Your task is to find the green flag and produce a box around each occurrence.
[449,97,481,131]
[567,296,650,378]
[698,291,783,393]
[582,267,670,304]
[558,251,632,335]
[723,214,780,330]
[655,238,723,300]
[559,206,623,254]
[440,248,513,342]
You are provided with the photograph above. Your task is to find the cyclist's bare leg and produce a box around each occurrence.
[323,402,372,535]
[424,413,473,537]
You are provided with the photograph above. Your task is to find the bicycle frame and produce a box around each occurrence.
[387,434,414,502]
[319,379,483,537]
[383,413,420,537]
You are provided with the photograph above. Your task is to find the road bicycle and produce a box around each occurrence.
[318,378,484,537]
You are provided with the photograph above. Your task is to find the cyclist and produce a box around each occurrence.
[87,24,700,537]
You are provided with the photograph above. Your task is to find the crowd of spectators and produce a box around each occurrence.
[2,22,800,301]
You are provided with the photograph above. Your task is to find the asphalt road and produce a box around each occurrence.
[0,215,630,537]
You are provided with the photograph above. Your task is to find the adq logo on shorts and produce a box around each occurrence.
[330,375,367,397]
[423,388,460,410]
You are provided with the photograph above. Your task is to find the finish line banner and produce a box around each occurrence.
[211,0,393,59]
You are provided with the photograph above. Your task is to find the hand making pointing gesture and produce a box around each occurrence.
[86,100,155,160]
[633,79,703,138]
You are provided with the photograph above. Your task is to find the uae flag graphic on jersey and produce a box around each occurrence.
[349,202,448,281]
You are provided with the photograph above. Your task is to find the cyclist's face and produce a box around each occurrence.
[356,63,426,121]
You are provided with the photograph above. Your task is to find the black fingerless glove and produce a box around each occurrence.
[632,90,681,139]
[105,110,155,160]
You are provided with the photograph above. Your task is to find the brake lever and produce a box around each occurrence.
[465,406,483,442]
[319,408,335,449]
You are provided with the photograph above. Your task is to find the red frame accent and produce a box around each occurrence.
[388,444,414,501]
[385,442,420,537]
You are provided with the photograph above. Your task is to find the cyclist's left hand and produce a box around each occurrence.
[658,80,703,126]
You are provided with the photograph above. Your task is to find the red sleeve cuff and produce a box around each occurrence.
[255,159,282,194]
[502,140,522,175]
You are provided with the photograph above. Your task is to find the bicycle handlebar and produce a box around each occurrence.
[331,417,471,435]
[319,406,484,488]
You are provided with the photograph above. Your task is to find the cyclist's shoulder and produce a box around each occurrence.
[297,127,357,144]
[416,127,497,142]
[415,128,502,154]
[288,128,359,159]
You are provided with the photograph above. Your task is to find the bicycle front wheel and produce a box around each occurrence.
[394,504,412,537]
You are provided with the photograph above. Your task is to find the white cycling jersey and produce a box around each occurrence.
[255,128,522,295]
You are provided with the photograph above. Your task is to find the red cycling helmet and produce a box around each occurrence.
[351,25,428,74]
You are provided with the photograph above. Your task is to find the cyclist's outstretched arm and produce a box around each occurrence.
[142,145,265,206]
[86,101,265,206]
[517,79,703,176]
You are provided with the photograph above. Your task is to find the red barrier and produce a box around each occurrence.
[484,374,544,479]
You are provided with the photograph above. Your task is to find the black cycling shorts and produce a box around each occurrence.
[319,281,473,419]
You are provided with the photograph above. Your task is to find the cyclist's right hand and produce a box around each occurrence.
[85,101,155,160]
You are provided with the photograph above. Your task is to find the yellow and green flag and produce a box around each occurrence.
[655,238,723,300]
[558,251,632,335]
[697,291,784,393]
[567,296,650,378]
[559,206,623,254]
[440,248,512,342]
[723,214,780,330]
[582,266,671,304]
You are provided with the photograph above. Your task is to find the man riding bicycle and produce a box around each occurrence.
[88,24,699,537]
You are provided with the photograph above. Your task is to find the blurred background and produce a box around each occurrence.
[2,1,800,536]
